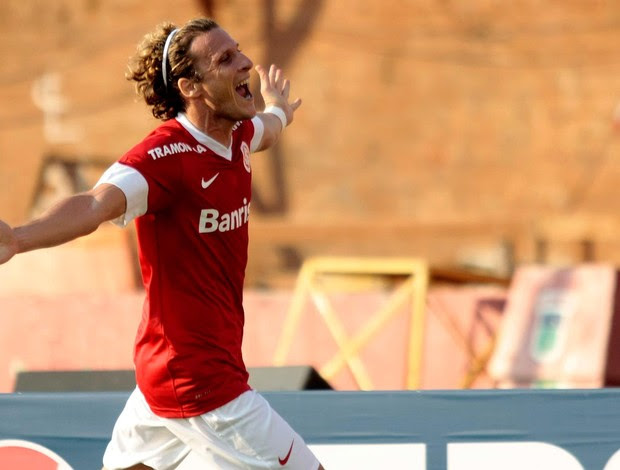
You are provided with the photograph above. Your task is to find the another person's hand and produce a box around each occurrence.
[0,220,17,265]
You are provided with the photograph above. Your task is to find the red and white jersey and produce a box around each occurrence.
[96,113,265,418]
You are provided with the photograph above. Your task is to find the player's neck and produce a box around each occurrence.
[184,108,234,147]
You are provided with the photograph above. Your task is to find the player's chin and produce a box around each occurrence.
[232,91,255,112]
[237,102,257,120]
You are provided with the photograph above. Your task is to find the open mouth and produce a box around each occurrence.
[235,78,253,100]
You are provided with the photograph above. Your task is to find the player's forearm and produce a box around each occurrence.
[253,64,301,152]
[13,193,110,253]
[256,111,284,151]
[14,197,99,253]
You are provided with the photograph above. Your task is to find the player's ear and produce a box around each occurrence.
[178,78,200,98]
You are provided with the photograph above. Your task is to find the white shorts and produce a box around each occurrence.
[103,387,320,470]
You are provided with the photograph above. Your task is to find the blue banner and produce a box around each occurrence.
[1,389,619,469]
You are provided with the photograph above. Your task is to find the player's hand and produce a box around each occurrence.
[255,64,302,126]
[0,220,18,265]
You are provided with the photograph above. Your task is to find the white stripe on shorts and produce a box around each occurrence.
[103,387,320,470]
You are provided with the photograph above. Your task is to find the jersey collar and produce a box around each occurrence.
[175,113,233,161]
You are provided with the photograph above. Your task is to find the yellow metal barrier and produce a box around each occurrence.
[272,257,429,390]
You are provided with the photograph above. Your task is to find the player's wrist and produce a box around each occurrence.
[264,105,288,129]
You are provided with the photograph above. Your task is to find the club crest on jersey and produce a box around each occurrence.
[241,142,251,173]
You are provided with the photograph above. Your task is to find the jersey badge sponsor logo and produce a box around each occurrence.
[278,439,294,466]
[198,198,250,233]
[201,173,219,189]
[241,142,251,173]
[147,142,207,160]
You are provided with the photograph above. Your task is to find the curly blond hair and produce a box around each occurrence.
[126,17,219,121]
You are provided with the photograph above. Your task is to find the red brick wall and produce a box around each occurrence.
[2,1,620,282]
[0,286,505,393]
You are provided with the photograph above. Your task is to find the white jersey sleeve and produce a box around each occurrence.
[250,116,265,153]
[95,162,149,227]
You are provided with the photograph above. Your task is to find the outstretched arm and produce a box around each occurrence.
[253,64,302,151]
[0,183,126,265]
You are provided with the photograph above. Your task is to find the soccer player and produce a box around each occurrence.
[0,17,325,470]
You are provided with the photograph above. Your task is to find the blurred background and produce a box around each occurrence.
[2,0,620,395]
